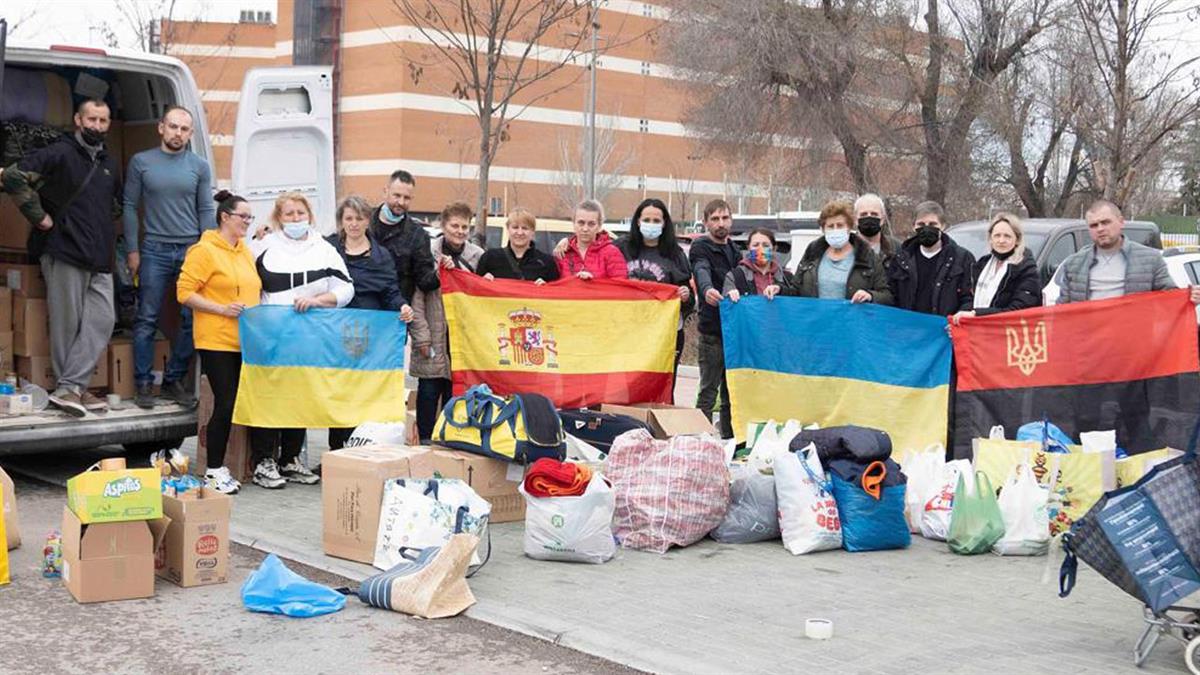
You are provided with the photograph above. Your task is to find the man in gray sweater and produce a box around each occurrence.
[122,105,214,409]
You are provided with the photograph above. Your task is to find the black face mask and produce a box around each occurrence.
[992,247,1016,260]
[80,127,106,146]
[915,226,941,248]
[857,216,882,237]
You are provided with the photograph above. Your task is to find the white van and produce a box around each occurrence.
[0,42,214,455]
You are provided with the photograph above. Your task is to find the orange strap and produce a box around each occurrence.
[861,461,886,500]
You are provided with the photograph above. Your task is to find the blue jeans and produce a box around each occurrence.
[134,239,195,387]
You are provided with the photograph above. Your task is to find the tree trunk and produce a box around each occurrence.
[474,112,493,244]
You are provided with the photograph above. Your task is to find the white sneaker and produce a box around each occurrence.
[279,458,320,485]
[252,459,286,489]
[204,466,241,494]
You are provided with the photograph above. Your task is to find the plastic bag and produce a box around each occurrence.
[344,421,407,447]
[520,473,616,563]
[898,445,943,534]
[746,419,802,474]
[830,467,910,552]
[992,463,1050,556]
[774,443,842,554]
[920,459,971,541]
[710,464,780,544]
[373,478,491,571]
[241,554,346,617]
[947,471,1005,555]
[1016,419,1074,453]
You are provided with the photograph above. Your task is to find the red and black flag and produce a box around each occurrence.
[950,289,1200,457]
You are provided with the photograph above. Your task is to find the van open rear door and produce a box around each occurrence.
[231,67,336,236]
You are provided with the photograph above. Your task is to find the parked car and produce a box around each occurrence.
[1164,246,1200,323]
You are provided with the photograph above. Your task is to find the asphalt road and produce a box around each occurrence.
[1,475,638,675]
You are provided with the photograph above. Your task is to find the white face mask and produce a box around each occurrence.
[640,221,664,240]
[283,221,310,240]
[824,229,850,249]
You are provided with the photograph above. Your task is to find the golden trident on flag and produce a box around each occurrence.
[1005,319,1048,376]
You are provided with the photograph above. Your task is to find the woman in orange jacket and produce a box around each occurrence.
[176,190,262,493]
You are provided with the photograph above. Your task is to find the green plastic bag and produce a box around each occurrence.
[947,471,1005,555]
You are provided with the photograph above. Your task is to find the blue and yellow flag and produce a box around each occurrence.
[232,306,406,428]
[722,297,952,452]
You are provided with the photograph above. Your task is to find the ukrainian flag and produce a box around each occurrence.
[723,297,951,452]
[232,306,406,428]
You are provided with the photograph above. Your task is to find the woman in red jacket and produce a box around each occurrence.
[557,199,628,280]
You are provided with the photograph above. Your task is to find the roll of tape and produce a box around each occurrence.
[106,393,122,408]
[805,618,834,640]
[99,457,127,471]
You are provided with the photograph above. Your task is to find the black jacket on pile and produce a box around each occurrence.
[4,133,122,272]
[369,206,439,302]
[328,232,407,311]
[969,254,1042,316]
[887,231,975,315]
[688,235,740,336]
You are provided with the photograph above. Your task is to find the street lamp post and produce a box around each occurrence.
[583,0,599,201]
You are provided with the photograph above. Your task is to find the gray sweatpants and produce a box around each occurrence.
[41,256,115,393]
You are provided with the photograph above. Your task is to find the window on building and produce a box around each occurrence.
[643,3,653,17]
[490,196,503,216]
[641,62,651,76]
[256,86,312,116]
[639,119,649,133]
[637,176,646,190]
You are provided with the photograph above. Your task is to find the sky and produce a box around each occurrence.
[4,0,277,48]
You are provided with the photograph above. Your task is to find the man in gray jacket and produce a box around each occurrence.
[1056,199,1200,304]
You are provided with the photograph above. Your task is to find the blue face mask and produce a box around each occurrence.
[824,229,850,249]
[640,221,664,240]
[380,203,402,224]
[283,222,310,240]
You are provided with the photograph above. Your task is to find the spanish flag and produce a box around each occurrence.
[232,306,407,427]
[441,269,679,408]
[723,297,952,451]
[951,289,1200,456]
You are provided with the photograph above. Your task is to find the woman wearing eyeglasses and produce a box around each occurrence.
[175,189,262,494]
[887,201,975,315]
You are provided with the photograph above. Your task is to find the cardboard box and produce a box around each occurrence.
[16,353,106,390]
[0,393,34,414]
[156,488,232,587]
[152,337,170,385]
[600,403,718,439]
[0,332,12,374]
[0,287,11,330]
[405,390,419,444]
[108,336,135,399]
[67,466,163,524]
[12,296,49,357]
[0,194,30,251]
[3,263,47,298]
[321,444,436,563]
[1,467,20,550]
[426,449,526,523]
[195,374,252,482]
[61,506,169,603]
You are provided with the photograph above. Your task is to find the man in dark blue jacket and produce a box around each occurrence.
[688,198,740,438]
[1,99,122,418]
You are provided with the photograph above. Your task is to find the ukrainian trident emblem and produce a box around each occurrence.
[1005,319,1047,376]
[497,308,558,369]
[342,320,370,359]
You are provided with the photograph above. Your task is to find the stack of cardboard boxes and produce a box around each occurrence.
[61,458,231,602]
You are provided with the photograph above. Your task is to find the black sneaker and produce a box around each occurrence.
[161,380,197,409]
[135,384,156,410]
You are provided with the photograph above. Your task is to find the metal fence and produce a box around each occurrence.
[1162,233,1200,247]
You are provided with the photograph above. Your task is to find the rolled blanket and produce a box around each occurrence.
[524,458,592,498]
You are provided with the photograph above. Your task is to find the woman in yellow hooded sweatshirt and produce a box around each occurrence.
[176,189,261,494]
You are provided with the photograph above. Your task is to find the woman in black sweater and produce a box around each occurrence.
[951,212,1041,324]
[476,208,561,283]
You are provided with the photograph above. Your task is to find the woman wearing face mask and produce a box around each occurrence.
[249,192,355,489]
[723,228,793,302]
[410,202,484,443]
[476,208,560,283]
[175,190,261,495]
[792,200,892,304]
[951,212,1040,325]
[619,198,693,387]
[325,195,415,450]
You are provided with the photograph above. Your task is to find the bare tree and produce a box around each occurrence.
[1072,0,1200,208]
[5,6,42,37]
[394,0,634,236]
[94,0,181,52]
[553,117,633,215]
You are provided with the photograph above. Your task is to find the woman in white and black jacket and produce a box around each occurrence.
[248,191,354,489]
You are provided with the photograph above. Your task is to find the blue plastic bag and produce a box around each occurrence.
[241,554,347,618]
[1016,419,1074,453]
[830,474,911,552]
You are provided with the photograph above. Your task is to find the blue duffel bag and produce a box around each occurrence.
[829,460,911,552]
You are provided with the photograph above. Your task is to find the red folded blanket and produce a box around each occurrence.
[524,458,592,498]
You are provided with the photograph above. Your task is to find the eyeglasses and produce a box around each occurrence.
[915,221,940,228]
[233,213,255,223]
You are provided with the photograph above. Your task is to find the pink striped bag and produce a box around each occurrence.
[606,429,730,553]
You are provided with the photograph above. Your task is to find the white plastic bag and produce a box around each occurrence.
[373,478,491,570]
[989,425,1006,440]
[992,463,1050,556]
[710,464,779,544]
[774,443,841,554]
[899,445,944,533]
[747,420,802,474]
[920,459,972,541]
[345,421,407,447]
[520,473,616,564]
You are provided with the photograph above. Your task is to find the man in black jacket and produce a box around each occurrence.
[370,170,440,302]
[853,193,901,268]
[689,198,740,439]
[888,201,975,316]
[1,99,121,417]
